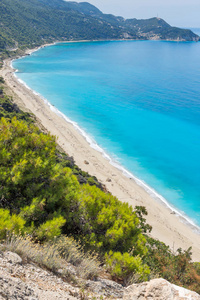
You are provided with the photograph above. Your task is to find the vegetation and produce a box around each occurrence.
[105,251,150,284]
[144,237,200,294]
[124,18,199,41]
[0,84,200,293]
[0,93,33,122]
[0,0,124,56]
[0,87,150,284]
[0,208,25,239]
[0,116,148,254]
[0,0,199,59]
[1,234,100,280]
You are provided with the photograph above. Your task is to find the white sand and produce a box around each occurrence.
[1,57,200,261]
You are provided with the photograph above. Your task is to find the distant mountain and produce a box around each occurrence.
[0,0,199,53]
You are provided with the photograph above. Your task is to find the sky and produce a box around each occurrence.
[77,0,200,28]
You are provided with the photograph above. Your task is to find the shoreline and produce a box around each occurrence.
[1,48,200,261]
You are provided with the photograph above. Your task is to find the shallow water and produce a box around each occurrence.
[13,39,200,227]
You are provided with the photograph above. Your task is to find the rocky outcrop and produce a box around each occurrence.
[85,278,124,298]
[3,251,22,264]
[0,274,38,300]
[123,278,200,300]
[0,251,121,299]
[0,251,79,299]
[0,251,200,299]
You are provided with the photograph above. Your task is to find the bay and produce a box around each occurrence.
[13,39,200,227]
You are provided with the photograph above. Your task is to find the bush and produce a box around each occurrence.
[145,237,200,294]
[79,184,148,256]
[0,208,25,238]
[0,117,79,226]
[36,216,66,241]
[105,250,150,285]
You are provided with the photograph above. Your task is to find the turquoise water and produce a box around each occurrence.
[13,39,200,227]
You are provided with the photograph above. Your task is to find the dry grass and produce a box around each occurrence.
[55,236,100,279]
[0,234,100,280]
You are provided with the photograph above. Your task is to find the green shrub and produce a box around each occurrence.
[36,216,66,241]
[0,117,79,223]
[105,250,150,285]
[79,184,148,256]
[0,208,25,238]
[194,262,200,275]
[145,237,200,294]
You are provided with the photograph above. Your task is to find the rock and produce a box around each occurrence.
[57,269,64,275]
[106,178,112,182]
[84,160,89,165]
[123,278,200,300]
[65,265,77,276]
[85,278,124,298]
[0,251,79,300]
[4,251,22,264]
[0,274,38,299]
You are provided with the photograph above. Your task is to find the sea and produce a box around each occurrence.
[13,32,200,229]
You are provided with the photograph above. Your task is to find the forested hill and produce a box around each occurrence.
[0,0,199,54]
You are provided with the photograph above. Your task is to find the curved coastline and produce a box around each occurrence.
[11,68,200,233]
[1,48,200,261]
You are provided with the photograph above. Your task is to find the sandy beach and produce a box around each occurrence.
[1,56,200,261]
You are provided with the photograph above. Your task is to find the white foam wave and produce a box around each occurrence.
[13,71,200,235]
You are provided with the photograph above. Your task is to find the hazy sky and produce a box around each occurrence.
[77,0,200,28]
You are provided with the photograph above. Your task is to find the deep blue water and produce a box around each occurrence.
[13,39,200,227]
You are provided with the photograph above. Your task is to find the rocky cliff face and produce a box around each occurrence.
[0,251,200,300]
[124,278,200,300]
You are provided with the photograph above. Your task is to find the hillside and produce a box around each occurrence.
[0,0,199,55]
[1,70,200,295]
